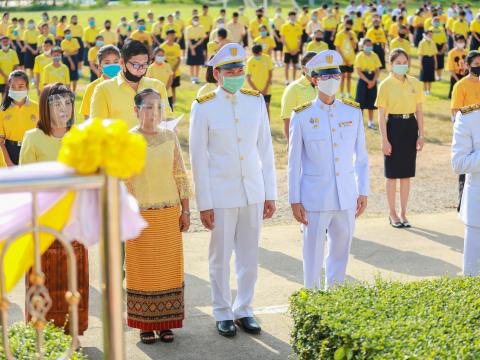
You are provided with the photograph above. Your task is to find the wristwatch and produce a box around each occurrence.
[182,210,191,216]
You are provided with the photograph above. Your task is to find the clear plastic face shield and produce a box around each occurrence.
[48,93,74,128]
[137,97,165,129]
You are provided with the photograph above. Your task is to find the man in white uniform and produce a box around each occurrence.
[288,50,369,290]
[452,103,480,276]
[189,43,277,337]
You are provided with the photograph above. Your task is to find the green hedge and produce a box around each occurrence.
[290,277,480,360]
[0,322,87,360]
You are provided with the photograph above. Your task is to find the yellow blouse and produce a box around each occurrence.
[126,127,191,210]
[375,74,424,114]
[19,128,63,164]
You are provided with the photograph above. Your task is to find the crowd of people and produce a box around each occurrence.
[0,0,479,347]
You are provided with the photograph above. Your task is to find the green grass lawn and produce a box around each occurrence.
[11,3,460,169]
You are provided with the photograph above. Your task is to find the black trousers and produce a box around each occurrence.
[4,139,21,165]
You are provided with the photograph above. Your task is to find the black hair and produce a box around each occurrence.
[166,29,176,35]
[205,65,216,83]
[134,88,160,107]
[252,44,262,54]
[43,38,54,46]
[455,34,466,42]
[288,11,297,16]
[11,17,17,22]
[346,19,353,26]
[301,51,317,66]
[459,10,466,17]
[466,50,480,66]
[97,44,120,63]
[121,39,149,61]
[233,12,239,17]
[1,70,29,111]
[217,28,227,39]
[152,46,164,55]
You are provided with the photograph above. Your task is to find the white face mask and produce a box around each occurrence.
[316,78,341,96]
[44,49,51,56]
[8,90,28,102]
[457,42,465,49]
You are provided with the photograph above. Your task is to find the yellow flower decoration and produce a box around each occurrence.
[58,118,147,179]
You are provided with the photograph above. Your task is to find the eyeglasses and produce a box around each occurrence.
[128,61,149,70]
[311,73,341,81]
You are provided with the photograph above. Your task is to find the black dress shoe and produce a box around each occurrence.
[235,317,261,335]
[216,320,236,337]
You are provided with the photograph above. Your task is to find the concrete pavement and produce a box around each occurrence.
[6,212,464,359]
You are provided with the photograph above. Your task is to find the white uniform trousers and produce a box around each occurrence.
[209,203,264,321]
[464,224,480,276]
[302,208,355,290]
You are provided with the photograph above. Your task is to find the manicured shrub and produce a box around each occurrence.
[290,277,480,359]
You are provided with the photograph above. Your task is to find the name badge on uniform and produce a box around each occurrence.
[339,121,353,127]
[309,117,319,128]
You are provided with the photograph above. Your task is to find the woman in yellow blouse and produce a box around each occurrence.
[19,83,90,337]
[354,38,381,129]
[412,8,425,47]
[375,48,425,228]
[185,15,206,84]
[126,88,191,344]
[418,29,437,95]
[0,70,38,165]
[431,16,447,81]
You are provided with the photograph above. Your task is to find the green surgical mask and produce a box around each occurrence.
[392,64,409,75]
[222,74,245,93]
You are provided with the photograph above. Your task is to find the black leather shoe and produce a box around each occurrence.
[235,317,261,335]
[216,320,236,337]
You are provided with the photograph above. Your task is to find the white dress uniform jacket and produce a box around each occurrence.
[190,87,277,211]
[452,106,480,228]
[288,97,369,211]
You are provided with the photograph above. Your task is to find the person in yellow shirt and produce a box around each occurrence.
[206,28,228,61]
[36,23,54,50]
[130,19,153,52]
[10,17,25,68]
[33,38,53,95]
[271,8,285,67]
[281,11,303,85]
[412,8,426,47]
[100,20,117,46]
[128,11,140,33]
[388,15,404,39]
[79,45,121,120]
[246,44,274,114]
[174,11,186,58]
[90,40,172,129]
[83,17,99,66]
[227,12,246,45]
[447,35,468,99]
[298,5,310,50]
[23,20,40,77]
[42,47,70,87]
[365,18,387,69]
[117,16,130,48]
[60,29,80,92]
[418,30,437,95]
[0,70,38,165]
[452,11,469,39]
[160,30,182,105]
[162,14,181,41]
[389,25,411,64]
[55,15,67,44]
[306,29,328,53]
[185,15,206,84]
[87,35,104,82]
[0,36,19,95]
[353,11,365,39]
[306,10,321,40]
[147,47,174,109]
[321,10,338,49]
[354,38,381,129]
[237,6,249,47]
[249,8,270,41]
[431,17,447,80]
[146,10,155,33]
[0,12,9,36]
[152,16,165,48]
[254,25,276,56]
[67,15,84,68]
[446,13,458,51]
[334,19,358,98]
[200,3,213,52]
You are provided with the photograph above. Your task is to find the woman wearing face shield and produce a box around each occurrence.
[0,70,38,166]
[19,83,90,338]
[125,88,191,344]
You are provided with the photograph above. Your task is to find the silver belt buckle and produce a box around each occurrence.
[17,141,22,146]
[402,114,409,119]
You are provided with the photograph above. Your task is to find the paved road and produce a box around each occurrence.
[6,212,464,359]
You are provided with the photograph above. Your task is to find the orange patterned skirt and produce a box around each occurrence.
[126,207,184,331]
[26,240,89,335]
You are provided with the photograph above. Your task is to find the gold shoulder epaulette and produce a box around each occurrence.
[341,98,360,109]
[240,88,261,96]
[460,103,480,115]
[196,92,216,104]
[293,101,313,113]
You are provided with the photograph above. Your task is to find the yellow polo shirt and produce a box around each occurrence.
[354,51,382,72]
[390,37,412,55]
[334,30,358,65]
[431,27,447,45]
[280,75,317,119]
[248,18,270,39]
[470,19,480,33]
[33,53,52,86]
[90,73,173,129]
[23,29,39,45]
[306,40,328,52]
[375,74,424,114]
[246,54,274,95]
[418,39,437,56]
[0,100,39,141]
[36,33,55,48]
[365,27,387,44]
[88,46,100,64]
[130,30,153,48]
[162,23,180,39]
[452,19,469,37]
[321,16,337,31]
[280,22,303,52]
[60,38,80,55]
[185,25,206,41]
[67,24,84,38]
[253,35,276,54]
[83,26,100,44]
[99,29,117,45]
[19,128,63,164]
[451,76,480,110]
[80,75,106,118]
[160,42,181,77]
[199,15,213,33]
[42,63,70,88]
[0,49,19,84]
[146,62,173,97]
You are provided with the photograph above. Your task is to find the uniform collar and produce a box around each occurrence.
[9,98,30,108]
[314,97,338,110]
[216,86,238,100]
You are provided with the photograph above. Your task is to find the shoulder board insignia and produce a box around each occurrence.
[293,101,313,113]
[240,88,261,96]
[196,92,216,104]
[460,103,480,115]
[341,98,360,109]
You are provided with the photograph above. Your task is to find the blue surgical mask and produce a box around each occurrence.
[364,46,373,52]
[88,20,95,27]
[222,74,245,93]
[52,56,62,62]
[102,63,121,78]
[96,40,104,47]
[260,31,268,36]
[65,33,72,40]
[138,25,146,31]
[155,55,165,63]
[392,64,409,75]
[312,15,318,21]
[28,23,35,29]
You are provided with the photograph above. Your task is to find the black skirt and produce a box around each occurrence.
[384,114,418,179]
[436,43,445,70]
[355,71,377,110]
[187,40,205,66]
[24,43,37,69]
[63,55,79,81]
[373,43,385,69]
[420,55,435,82]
